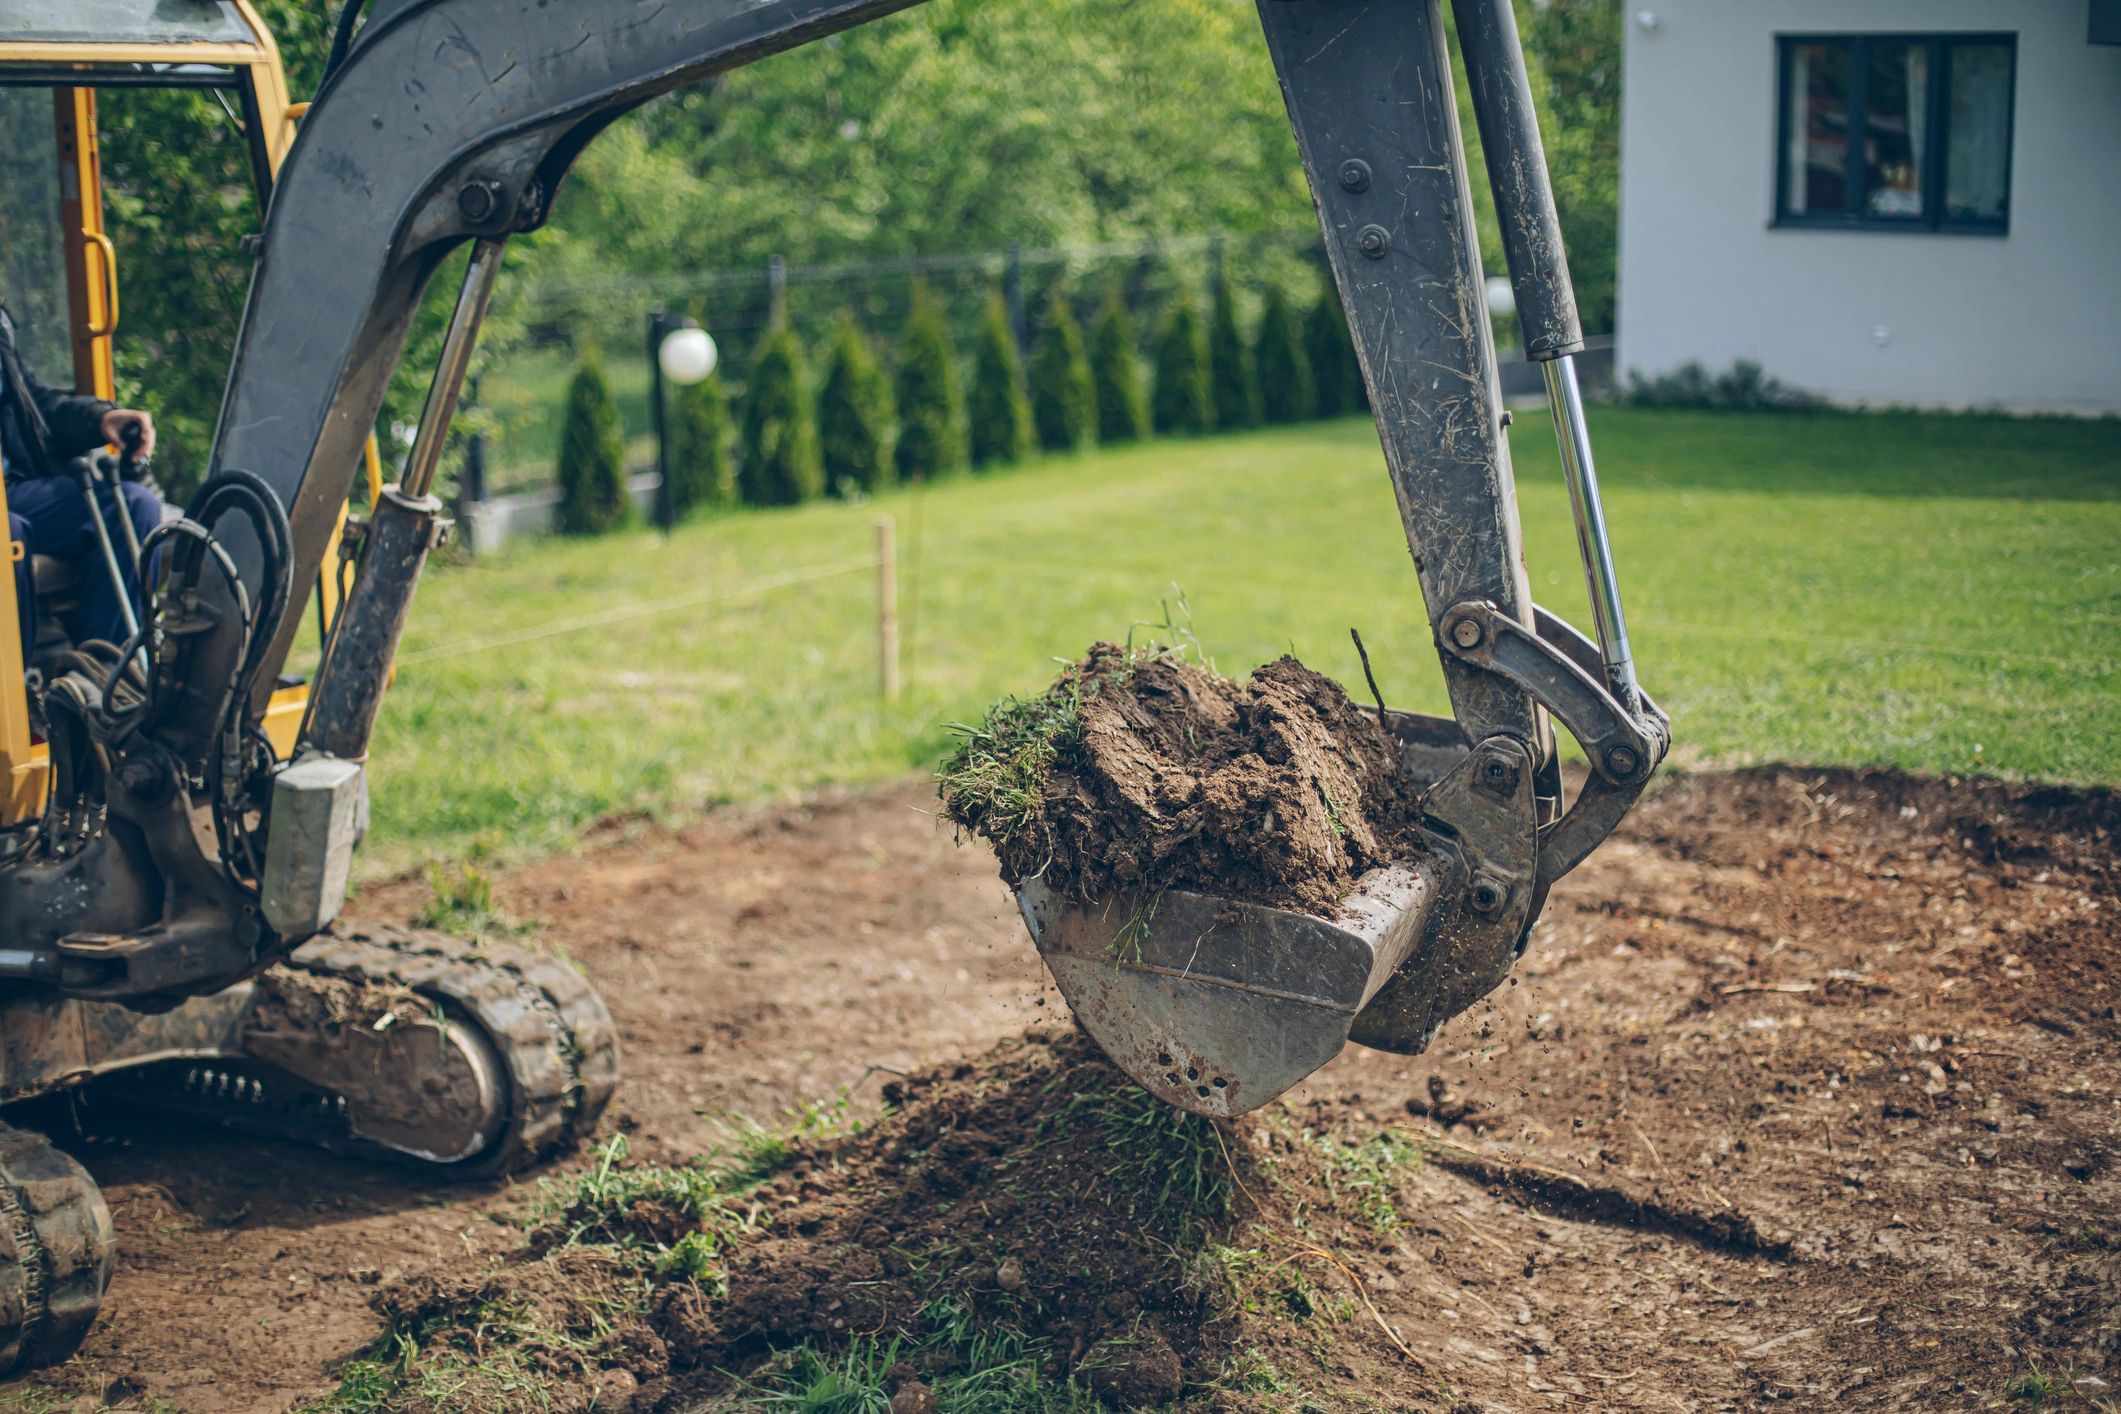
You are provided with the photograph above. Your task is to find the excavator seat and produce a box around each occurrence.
[31,554,83,599]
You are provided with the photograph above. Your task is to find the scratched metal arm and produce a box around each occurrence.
[3,0,1664,1099]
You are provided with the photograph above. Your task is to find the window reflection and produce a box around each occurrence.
[1783,42,1847,216]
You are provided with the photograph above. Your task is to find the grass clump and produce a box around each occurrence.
[413,860,526,941]
[532,1134,757,1273]
[935,675,1086,850]
[1044,1078,1230,1237]
[734,1311,1103,1414]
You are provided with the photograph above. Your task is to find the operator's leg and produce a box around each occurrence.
[9,476,161,646]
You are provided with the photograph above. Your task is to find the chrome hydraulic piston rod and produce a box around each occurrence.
[1451,0,1641,713]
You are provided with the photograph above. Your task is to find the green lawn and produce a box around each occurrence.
[360,406,2121,876]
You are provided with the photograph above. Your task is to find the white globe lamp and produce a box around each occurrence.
[657,324,718,386]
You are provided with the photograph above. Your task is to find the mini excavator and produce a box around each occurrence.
[0,0,1664,1368]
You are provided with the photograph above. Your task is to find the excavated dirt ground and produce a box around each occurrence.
[5,765,2117,1412]
[942,648,1424,914]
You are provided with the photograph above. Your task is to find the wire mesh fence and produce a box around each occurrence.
[467,227,1349,497]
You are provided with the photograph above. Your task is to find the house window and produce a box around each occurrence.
[1775,34,2015,233]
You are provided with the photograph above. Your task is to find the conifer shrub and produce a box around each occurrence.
[968,289,1032,469]
[1089,286,1149,446]
[1208,268,1258,431]
[665,369,733,518]
[556,351,630,535]
[817,314,895,495]
[1029,288,1095,453]
[738,324,823,507]
[1151,291,1212,436]
[1253,282,1315,425]
[894,283,964,480]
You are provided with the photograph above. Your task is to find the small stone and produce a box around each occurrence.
[890,1381,938,1414]
[996,1256,1025,1292]
[1082,1330,1183,1408]
[590,1367,638,1409]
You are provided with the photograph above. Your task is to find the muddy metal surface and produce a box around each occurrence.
[7,766,2117,1412]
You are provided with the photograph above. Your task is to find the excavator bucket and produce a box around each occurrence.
[1014,0,1673,1115]
[1019,863,1446,1119]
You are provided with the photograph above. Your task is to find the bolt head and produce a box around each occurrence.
[458,180,502,224]
[1357,224,1391,259]
[1338,159,1372,194]
[1480,755,1516,791]
[1449,617,1484,650]
[1606,745,1641,778]
[1470,881,1505,915]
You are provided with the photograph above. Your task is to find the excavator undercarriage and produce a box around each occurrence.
[0,0,1665,1370]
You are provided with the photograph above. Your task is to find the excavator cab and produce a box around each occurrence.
[0,2,327,824]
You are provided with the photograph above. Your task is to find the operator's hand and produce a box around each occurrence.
[100,408,156,461]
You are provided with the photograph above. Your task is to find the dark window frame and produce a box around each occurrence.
[1773,31,2016,235]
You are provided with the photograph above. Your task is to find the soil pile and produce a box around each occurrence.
[353,1030,1429,1411]
[940,645,1424,914]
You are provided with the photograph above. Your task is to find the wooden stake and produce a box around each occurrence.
[876,515,900,702]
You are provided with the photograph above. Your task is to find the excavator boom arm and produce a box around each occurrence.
[7,0,1666,1021]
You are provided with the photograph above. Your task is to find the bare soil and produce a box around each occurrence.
[942,647,1422,913]
[8,765,2117,1412]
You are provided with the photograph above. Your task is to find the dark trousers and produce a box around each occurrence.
[7,476,161,647]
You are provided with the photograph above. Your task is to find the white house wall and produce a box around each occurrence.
[1617,0,2121,412]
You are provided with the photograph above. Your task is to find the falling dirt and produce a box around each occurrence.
[941,646,1424,913]
[8,765,2117,1411]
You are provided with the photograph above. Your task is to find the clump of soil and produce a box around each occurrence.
[939,644,1424,914]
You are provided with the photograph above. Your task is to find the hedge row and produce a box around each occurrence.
[555,277,1370,531]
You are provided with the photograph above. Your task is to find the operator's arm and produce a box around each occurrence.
[19,363,140,464]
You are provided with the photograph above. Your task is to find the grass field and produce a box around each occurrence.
[359,405,2121,877]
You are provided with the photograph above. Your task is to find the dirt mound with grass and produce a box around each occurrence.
[344,1029,1428,1411]
[940,644,1424,915]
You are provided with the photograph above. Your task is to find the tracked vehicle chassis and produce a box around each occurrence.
[0,925,619,1372]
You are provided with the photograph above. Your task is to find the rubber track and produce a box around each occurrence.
[283,926,620,1177]
[0,1124,113,1373]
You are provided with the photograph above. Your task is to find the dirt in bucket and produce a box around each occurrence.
[938,644,1427,915]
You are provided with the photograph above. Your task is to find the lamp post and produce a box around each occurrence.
[647,309,718,532]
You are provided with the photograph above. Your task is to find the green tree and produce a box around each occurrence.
[817,314,894,494]
[1151,291,1211,436]
[1207,268,1257,430]
[894,285,963,480]
[1028,289,1095,453]
[555,352,629,535]
[968,290,1031,469]
[1089,287,1149,445]
[1253,282,1314,425]
[738,325,822,506]
[665,370,733,517]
